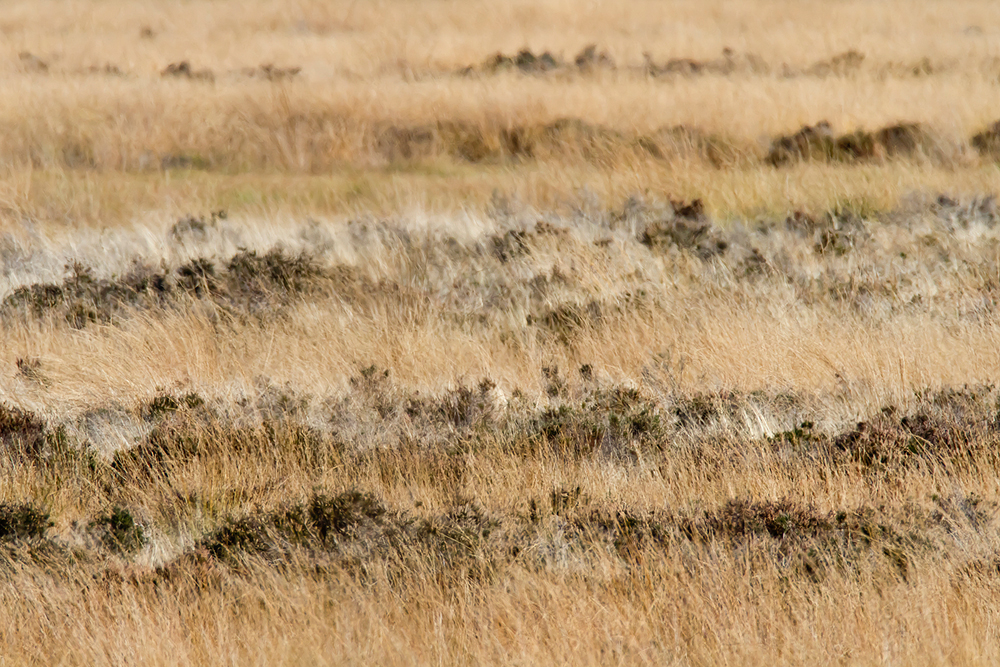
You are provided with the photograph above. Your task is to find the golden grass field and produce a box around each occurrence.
[4,1,1000,665]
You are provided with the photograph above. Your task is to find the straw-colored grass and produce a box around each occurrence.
[3,2,1000,665]
[0,0,1000,223]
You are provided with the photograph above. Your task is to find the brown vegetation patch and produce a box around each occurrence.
[0,235,417,328]
[3,261,171,327]
[13,100,975,172]
[375,121,494,162]
[780,205,870,256]
[0,404,48,460]
[972,120,1000,159]
[375,126,437,161]
[562,497,923,581]
[0,378,995,598]
[457,46,949,84]
[645,48,769,77]
[642,48,942,81]
[158,481,924,585]
[177,491,508,585]
[682,500,830,540]
[240,64,301,82]
[878,57,940,78]
[89,507,146,555]
[479,49,560,74]
[805,50,865,77]
[931,194,999,229]
[573,44,615,72]
[462,44,615,76]
[17,51,47,73]
[159,153,210,170]
[197,490,397,565]
[639,198,728,258]
[489,228,531,262]
[112,409,330,484]
[831,387,1000,471]
[82,63,126,77]
[0,503,52,542]
[677,500,916,579]
[1,244,337,327]
[8,190,1000,339]
[16,357,48,386]
[759,386,1000,474]
[529,300,605,344]
[161,61,215,82]
[107,490,928,593]
[766,121,836,166]
[224,248,327,302]
[373,118,730,165]
[142,392,206,421]
[767,121,939,166]
[169,211,227,240]
[671,391,747,428]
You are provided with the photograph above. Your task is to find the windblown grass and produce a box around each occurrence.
[4,1,1000,664]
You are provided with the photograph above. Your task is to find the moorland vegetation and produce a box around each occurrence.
[4,1,1000,664]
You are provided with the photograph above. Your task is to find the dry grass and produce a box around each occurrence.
[6,161,1000,230]
[2,0,1000,223]
[4,192,1000,664]
[4,1,1000,665]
